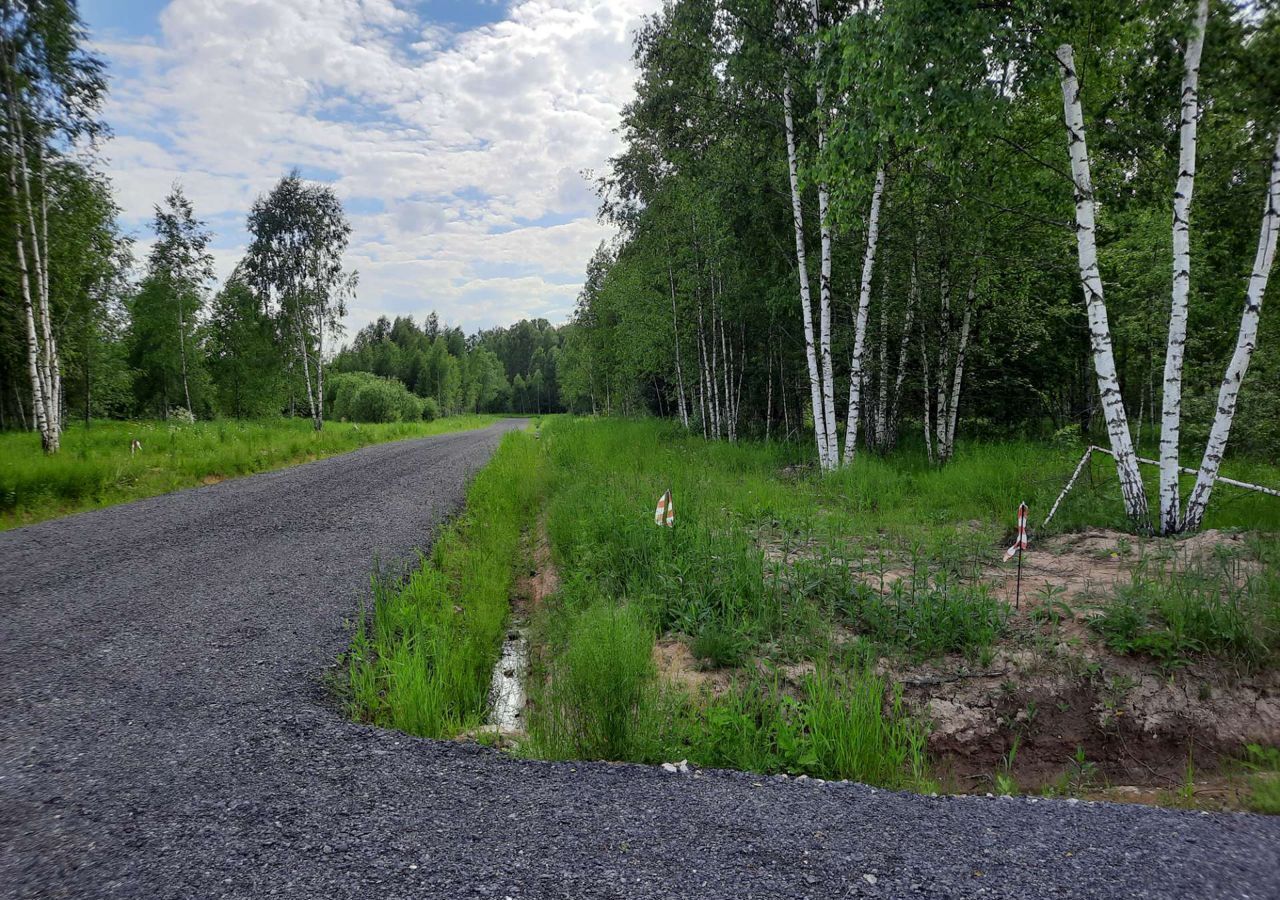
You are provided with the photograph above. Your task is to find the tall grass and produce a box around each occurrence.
[525,601,657,760]
[344,430,547,736]
[0,415,500,528]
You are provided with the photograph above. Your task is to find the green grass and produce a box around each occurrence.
[1090,543,1280,671]
[337,416,1280,795]
[0,415,502,529]
[344,429,547,737]
[1241,745,1280,814]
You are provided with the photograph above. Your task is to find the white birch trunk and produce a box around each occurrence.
[1158,0,1210,534]
[887,256,919,447]
[1182,128,1280,531]
[1057,44,1150,527]
[667,263,690,429]
[783,79,831,469]
[314,304,326,430]
[942,273,976,462]
[921,317,934,464]
[813,0,838,465]
[5,94,58,451]
[842,167,886,464]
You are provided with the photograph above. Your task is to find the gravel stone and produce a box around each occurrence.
[2,420,1279,899]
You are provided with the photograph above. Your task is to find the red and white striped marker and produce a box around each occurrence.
[1003,501,1029,561]
[654,489,674,527]
[1005,501,1029,610]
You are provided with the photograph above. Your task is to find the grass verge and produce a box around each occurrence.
[340,416,1280,805]
[343,429,547,737]
[0,415,501,529]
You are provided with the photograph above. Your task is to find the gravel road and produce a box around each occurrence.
[3,420,1278,899]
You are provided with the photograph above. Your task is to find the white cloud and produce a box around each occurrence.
[95,0,661,332]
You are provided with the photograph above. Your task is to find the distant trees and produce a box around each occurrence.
[330,313,566,418]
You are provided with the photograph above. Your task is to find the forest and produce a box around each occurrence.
[0,2,566,448]
[565,0,1280,536]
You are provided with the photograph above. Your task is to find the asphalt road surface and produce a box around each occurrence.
[3,420,1278,899]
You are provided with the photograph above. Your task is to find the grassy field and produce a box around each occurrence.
[0,415,501,529]
[344,417,1280,807]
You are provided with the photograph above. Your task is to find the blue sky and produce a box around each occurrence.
[82,0,661,334]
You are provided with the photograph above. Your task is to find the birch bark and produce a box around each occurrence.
[782,79,830,468]
[842,167,886,464]
[1182,129,1280,531]
[667,263,690,428]
[887,256,919,447]
[813,0,838,465]
[1056,44,1150,527]
[942,272,976,462]
[1158,0,1210,534]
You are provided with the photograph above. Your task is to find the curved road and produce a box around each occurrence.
[2,421,1277,899]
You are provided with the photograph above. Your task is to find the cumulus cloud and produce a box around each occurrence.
[94,0,661,332]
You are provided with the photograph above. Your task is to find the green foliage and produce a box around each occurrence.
[326,371,423,423]
[420,396,440,422]
[344,431,547,737]
[840,577,1008,659]
[691,621,751,668]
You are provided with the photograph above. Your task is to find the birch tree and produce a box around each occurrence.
[135,184,213,417]
[0,0,106,452]
[842,166,885,463]
[1182,129,1280,531]
[782,77,832,468]
[1158,0,1210,534]
[1056,43,1150,528]
[245,172,355,431]
[812,0,838,466]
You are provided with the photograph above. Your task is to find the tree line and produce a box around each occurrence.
[0,1,568,446]
[568,0,1280,534]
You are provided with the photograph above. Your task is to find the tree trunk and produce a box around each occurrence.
[1158,0,1210,534]
[842,167,886,465]
[887,255,920,448]
[942,272,976,463]
[782,79,830,469]
[1182,128,1280,531]
[178,296,193,415]
[1056,44,1150,529]
[935,265,950,458]
[667,263,690,429]
[921,317,934,464]
[5,124,55,451]
[813,0,838,466]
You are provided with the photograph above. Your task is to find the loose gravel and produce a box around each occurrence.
[2,420,1277,899]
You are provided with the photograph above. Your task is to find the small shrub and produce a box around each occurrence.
[421,397,440,422]
[692,622,750,668]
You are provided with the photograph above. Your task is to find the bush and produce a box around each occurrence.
[327,372,423,423]
[421,397,440,422]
